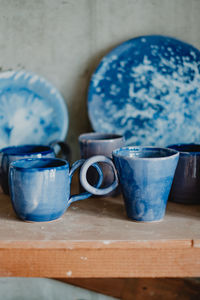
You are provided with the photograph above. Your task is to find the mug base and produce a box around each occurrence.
[126,214,164,223]
[23,216,63,223]
[129,218,164,223]
[16,211,64,222]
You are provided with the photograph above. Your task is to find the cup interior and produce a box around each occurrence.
[10,158,67,170]
[79,132,123,142]
[168,144,200,153]
[0,145,52,156]
[113,146,178,159]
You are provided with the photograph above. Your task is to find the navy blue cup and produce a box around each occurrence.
[0,142,70,194]
[168,144,200,204]
[80,147,179,222]
[8,157,112,222]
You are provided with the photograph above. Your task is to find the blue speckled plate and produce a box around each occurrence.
[0,71,68,149]
[88,35,200,146]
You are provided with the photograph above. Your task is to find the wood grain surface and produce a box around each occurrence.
[0,177,199,278]
[60,278,200,299]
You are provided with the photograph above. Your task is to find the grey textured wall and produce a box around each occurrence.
[0,0,200,160]
[0,278,116,299]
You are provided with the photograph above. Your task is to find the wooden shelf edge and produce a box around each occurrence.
[0,247,199,278]
[0,239,194,249]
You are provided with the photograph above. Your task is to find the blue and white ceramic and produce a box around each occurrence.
[88,35,200,146]
[81,147,179,222]
[0,71,68,149]
[168,144,200,204]
[9,157,104,222]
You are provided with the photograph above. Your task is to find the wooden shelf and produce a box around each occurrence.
[0,179,199,278]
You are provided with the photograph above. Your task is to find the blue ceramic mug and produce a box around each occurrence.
[168,144,200,204]
[0,142,70,194]
[80,147,179,222]
[9,157,117,222]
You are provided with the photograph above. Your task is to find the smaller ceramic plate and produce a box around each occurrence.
[0,71,68,149]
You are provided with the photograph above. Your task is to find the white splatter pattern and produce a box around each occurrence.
[88,36,200,146]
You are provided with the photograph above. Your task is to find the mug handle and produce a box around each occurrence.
[50,140,71,162]
[0,153,9,193]
[67,159,103,206]
[80,155,118,196]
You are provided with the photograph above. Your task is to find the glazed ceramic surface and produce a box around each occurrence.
[79,132,124,196]
[0,145,55,194]
[168,144,200,204]
[9,158,103,222]
[112,147,179,222]
[0,71,68,149]
[88,35,200,146]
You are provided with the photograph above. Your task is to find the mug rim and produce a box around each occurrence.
[167,143,200,155]
[0,145,53,156]
[78,132,124,143]
[9,158,68,172]
[112,146,179,160]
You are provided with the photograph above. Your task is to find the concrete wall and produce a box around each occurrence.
[0,0,200,160]
[0,278,117,299]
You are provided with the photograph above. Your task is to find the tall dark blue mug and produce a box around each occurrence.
[9,157,117,222]
[168,144,200,204]
[0,142,70,194]
[80,147,179,222]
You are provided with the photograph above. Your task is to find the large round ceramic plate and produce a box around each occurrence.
[0,71,68,149]
[88,35,200,146]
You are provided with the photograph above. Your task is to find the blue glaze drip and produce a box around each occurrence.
[113,146,179,222]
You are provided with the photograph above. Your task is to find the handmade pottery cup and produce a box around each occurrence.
[9,157,117,222]
[79,132,125,196]
[0,142,70,194]
[80,146,179,222]
[168,144,200,204]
